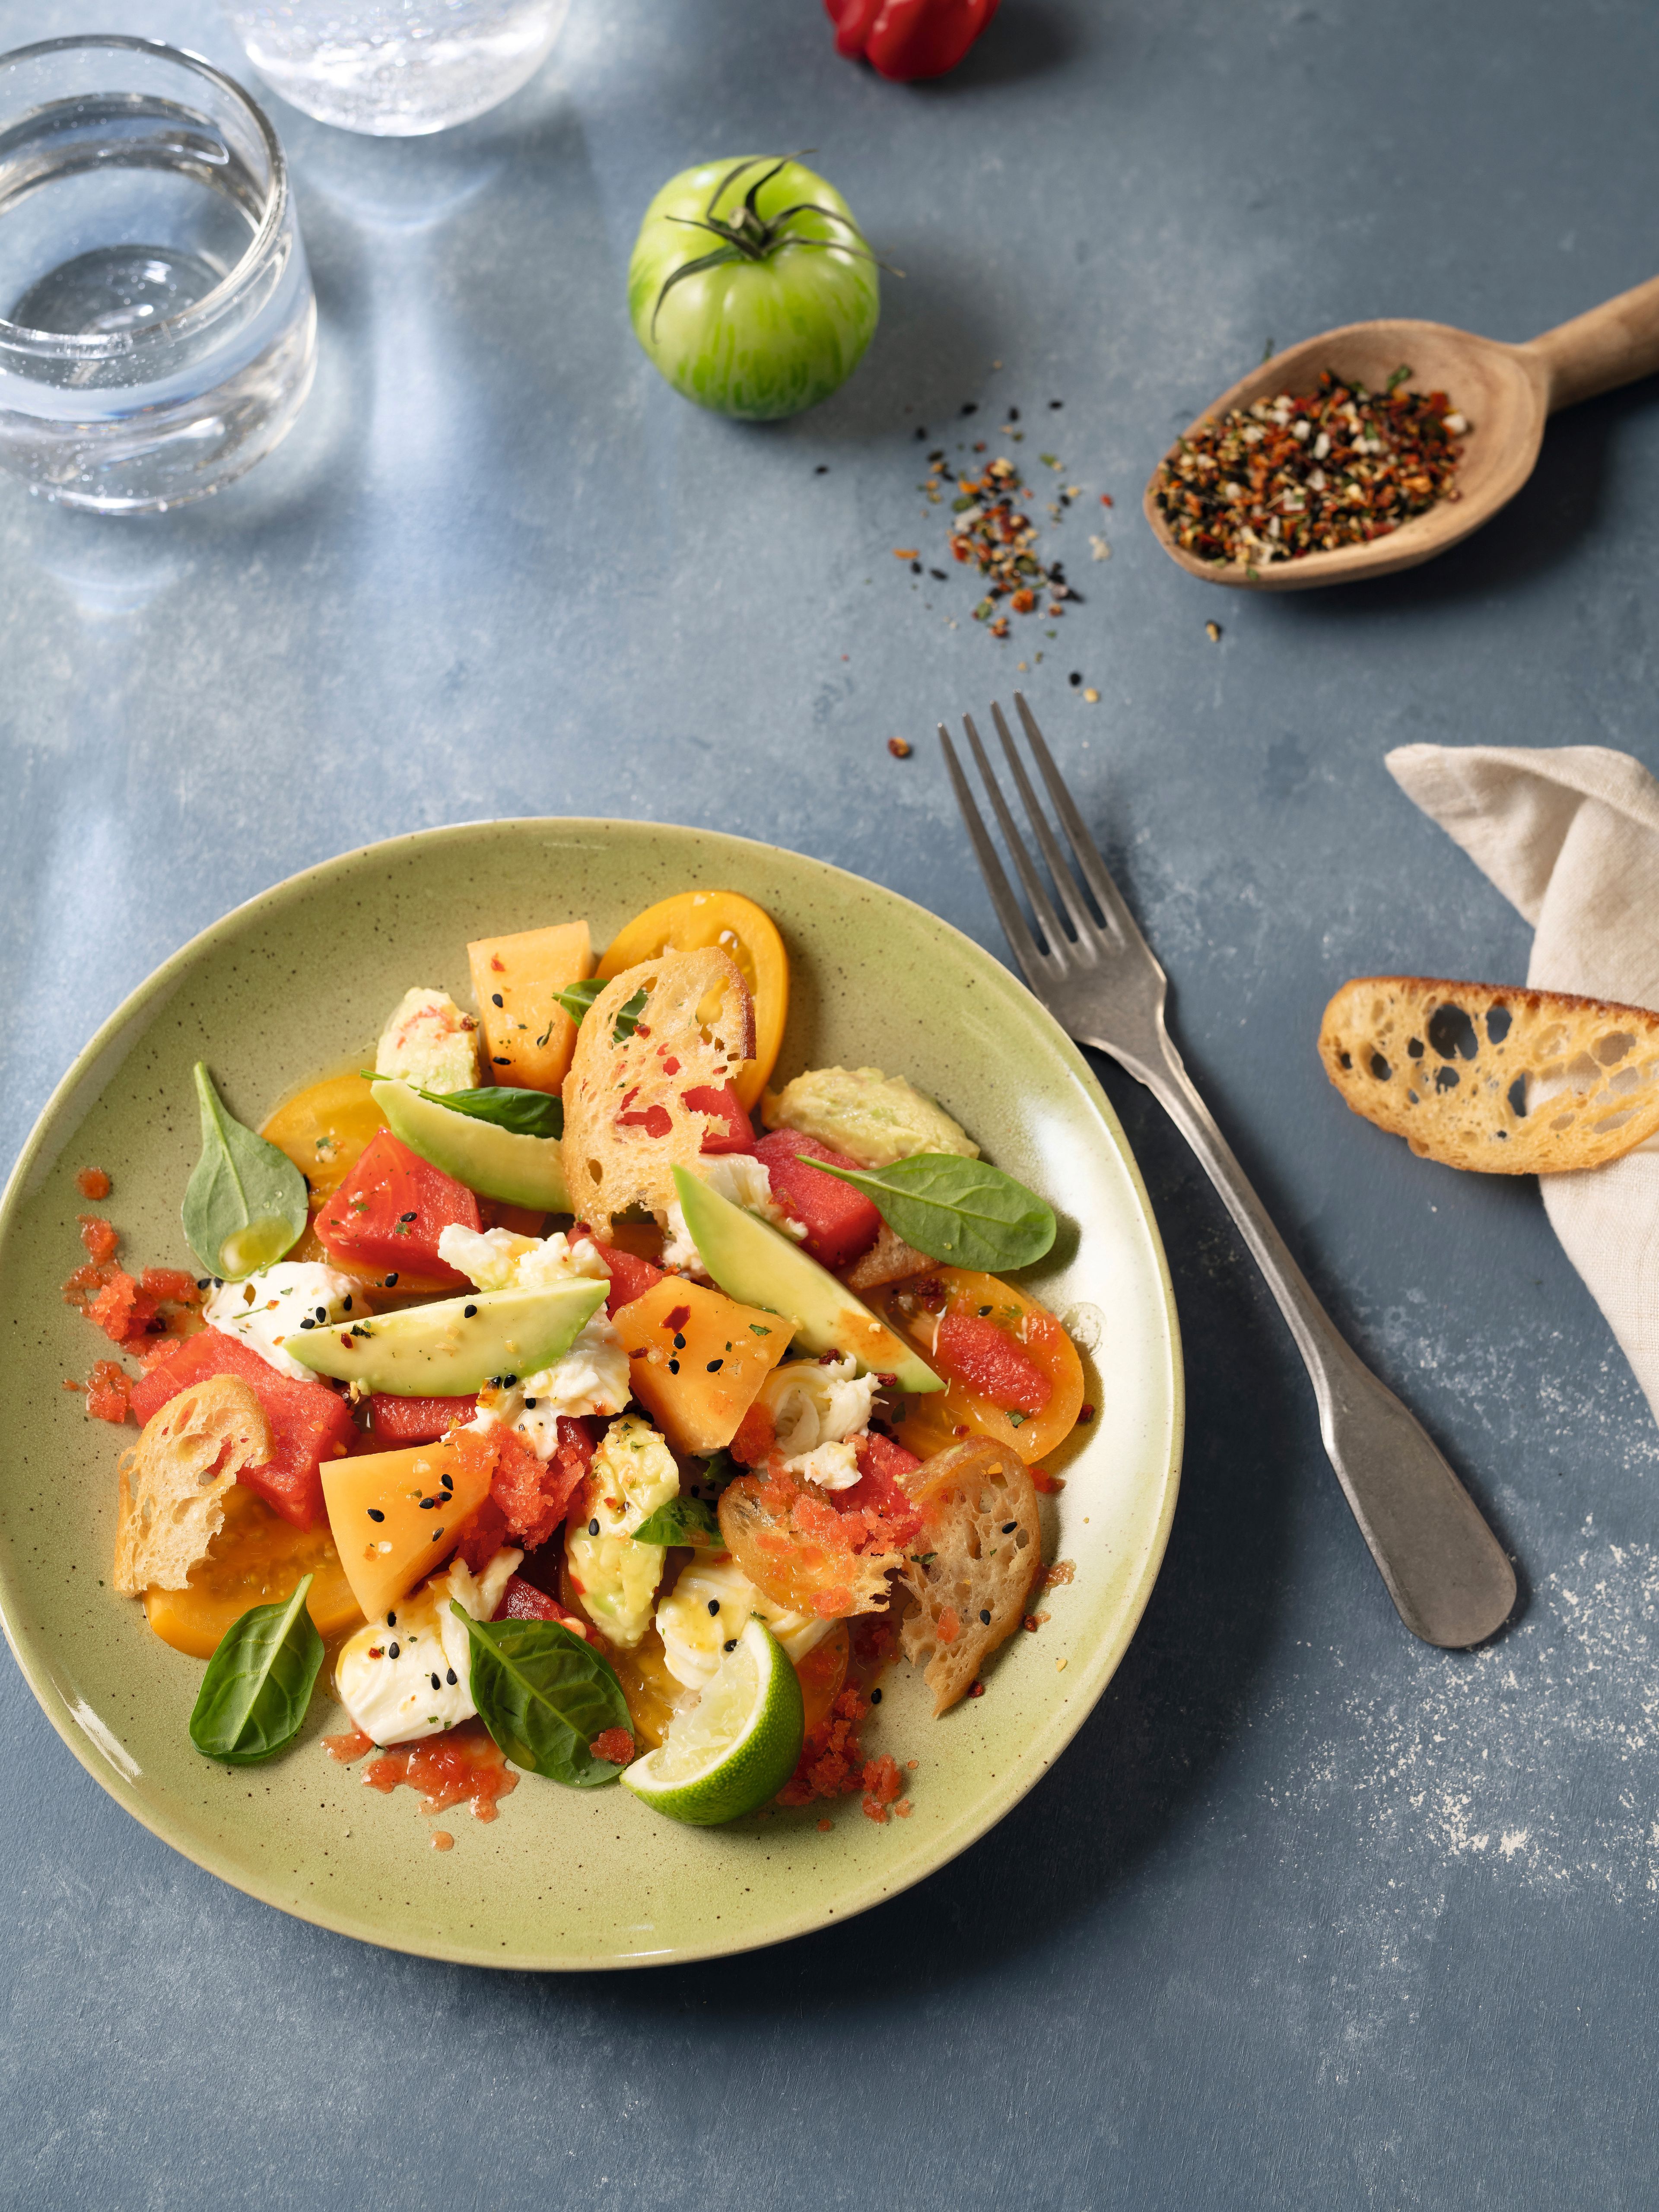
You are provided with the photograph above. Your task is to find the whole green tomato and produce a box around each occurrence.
[628,156,881,421]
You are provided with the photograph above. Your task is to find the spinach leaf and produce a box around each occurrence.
[372,1080,563,1142]
[802,1151,1057,1271]
[632,1494,722,1546]
[550,978,647,1045]
[189,1575,323,1764]
[551,977,607,1025]
[450,1606,632,1787]
[181,1062,309,1281]
[695,1448,742,1493]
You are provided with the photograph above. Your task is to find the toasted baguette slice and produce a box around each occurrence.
[112,1375,273,1596]
[898,1438,1041,1715]
[840,1221,933,1294]
[1319,976,1659,1174]
[562,947,756,1233]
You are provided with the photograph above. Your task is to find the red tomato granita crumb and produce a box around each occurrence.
[590,1728,635,1767]
[76,1167,111,1200]
[328,1719,518,1821]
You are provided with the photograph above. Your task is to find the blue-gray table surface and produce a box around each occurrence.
[5,1,1659,2205]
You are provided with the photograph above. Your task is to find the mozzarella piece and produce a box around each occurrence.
[656,1555,832,1691]
[436,1224,610,1294]
[203,1261,363,1382]
[334,1547,521,1745]
[757,1355,879,1491]
[565,1414,678,1649]
[659,1153,804,1278]
[476,1307,631,1459]
[376,987,479,1095]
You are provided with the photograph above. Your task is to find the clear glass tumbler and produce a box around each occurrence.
[0,37,316,513]
[222,0,572,137]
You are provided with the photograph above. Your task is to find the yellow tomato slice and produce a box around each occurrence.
[595,890,788,1111]
[876,1268,1085,1467]
[143,1484,364,1660]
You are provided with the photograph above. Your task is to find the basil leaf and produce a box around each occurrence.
[549,979,647,1044]
[802,1151,1058,1271]
[695,1448,742,1493]
[450,1605,631,1787]
[181,1062,309,1281]
[189,1574,323,1765]
[551,977,607,1025]
[611,987,648,1044]
[633,1494,722,1546]
[373,1080,563,1142]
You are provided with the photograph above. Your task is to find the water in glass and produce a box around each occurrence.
[223,0,571,136]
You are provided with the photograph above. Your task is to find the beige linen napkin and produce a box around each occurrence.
[1386,742,1659,1424]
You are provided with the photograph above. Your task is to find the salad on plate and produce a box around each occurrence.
[66,888,1090,1834]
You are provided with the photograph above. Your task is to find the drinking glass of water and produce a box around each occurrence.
[222,0,572,137]
[0,37,316,513]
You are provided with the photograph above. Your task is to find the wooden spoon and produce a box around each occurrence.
[1144,273,1659,591]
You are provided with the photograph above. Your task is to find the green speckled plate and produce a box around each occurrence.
[0,822,1182,1968]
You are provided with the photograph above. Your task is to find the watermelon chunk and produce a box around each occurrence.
[932,1313,1052,1415]
[838,1432,925,1551]
[314,1128,482,1286]
[754,1130,881,1271]
[368,1392,477,1446]
[128,1329,355,1529]
[594,1243,664,1316]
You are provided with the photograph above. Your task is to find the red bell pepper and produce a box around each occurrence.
[825,0,999,81]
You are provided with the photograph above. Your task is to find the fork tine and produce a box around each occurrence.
[960,712,1073,963]
[1012,692,1150,949]
[938,727,1051,985]
[988,700,1101,944]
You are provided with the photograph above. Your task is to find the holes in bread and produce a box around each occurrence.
[1369,1052,1391,1081]
[1427,1003,1479,1061]
[1434,1067,1460,1092]
[1485,1007,1512,1044]
[1408,1037,1425,1058]
[1594,1030,1635,1066]
[1506,1076,1529,1119]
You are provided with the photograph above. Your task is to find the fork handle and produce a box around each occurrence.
[1119,1032,1516,1647]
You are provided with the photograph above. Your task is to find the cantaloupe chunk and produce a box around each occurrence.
[613,1275,791,1457]
[467,921,593,1094]
[321,1434,494,1622]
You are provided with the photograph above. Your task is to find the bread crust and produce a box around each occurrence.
[840,1222,933,1294]
[897,1438,1042,1715]
[1319,975,1659,1175]
[561,948,755,1233]
[112,1374,273,1596]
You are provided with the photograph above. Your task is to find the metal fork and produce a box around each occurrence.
[942,693,1516,1649]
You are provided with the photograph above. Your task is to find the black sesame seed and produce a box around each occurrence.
[464,1304,478,1318]
[367,1508,385,1523]
[815,463,829,473]
[195,1277,210,1291]
[430,1672,442,1691]
[723,1639,737,1652]
[667,1358,680,1374]
[979,1608,992,1625]
[445,1669,458,1685]
[387,1613,397,1626]
[420,1497,436,1510]
[314,1305,327,1322]
[962,401,978,415]
[1049,398,1063,408]
[871,1688,882,1704]
[399,1211,417,1223]
[910,560,922,575]
[1001,1521,1017,1534]
[385,1273,398,1287]
[524,1398,537,1409]
[491,993,504,1007]
[1069,671,1082,686]
[388,1642,400,1658]
[588,1518,600,1536]
[441,1472,454,1491]
[343,1296,353,1313]
[707,1599,721,1617]
[493,1055,510,1065]
[299,1317,314,1329]
[706,1358,723,1373]
[1009,405,1021,422]
[672,1332,686,1349]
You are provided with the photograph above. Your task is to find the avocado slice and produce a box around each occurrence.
[671,1166,942,1394]
[372,1078,570,1212]
[287,1278,604,1396]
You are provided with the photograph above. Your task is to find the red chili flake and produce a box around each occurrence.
[490,956,506,972]
[76,1167,111,1201]
[969,1681,985,1698]
[1077,1402,1095,1424]
[1150,368,1468,568]
[1031,1468,1066,1495]
[1100,493,1113,507]
[893,547,919,559]
[887,736,912,759]
[664,1303,691,1333]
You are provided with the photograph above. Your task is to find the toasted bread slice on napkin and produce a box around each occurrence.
[1319,975,1659,1173]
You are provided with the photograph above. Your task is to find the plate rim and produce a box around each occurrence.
[0,815,1185,1968]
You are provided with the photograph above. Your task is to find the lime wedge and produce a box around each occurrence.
[620,1620,804,1826]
